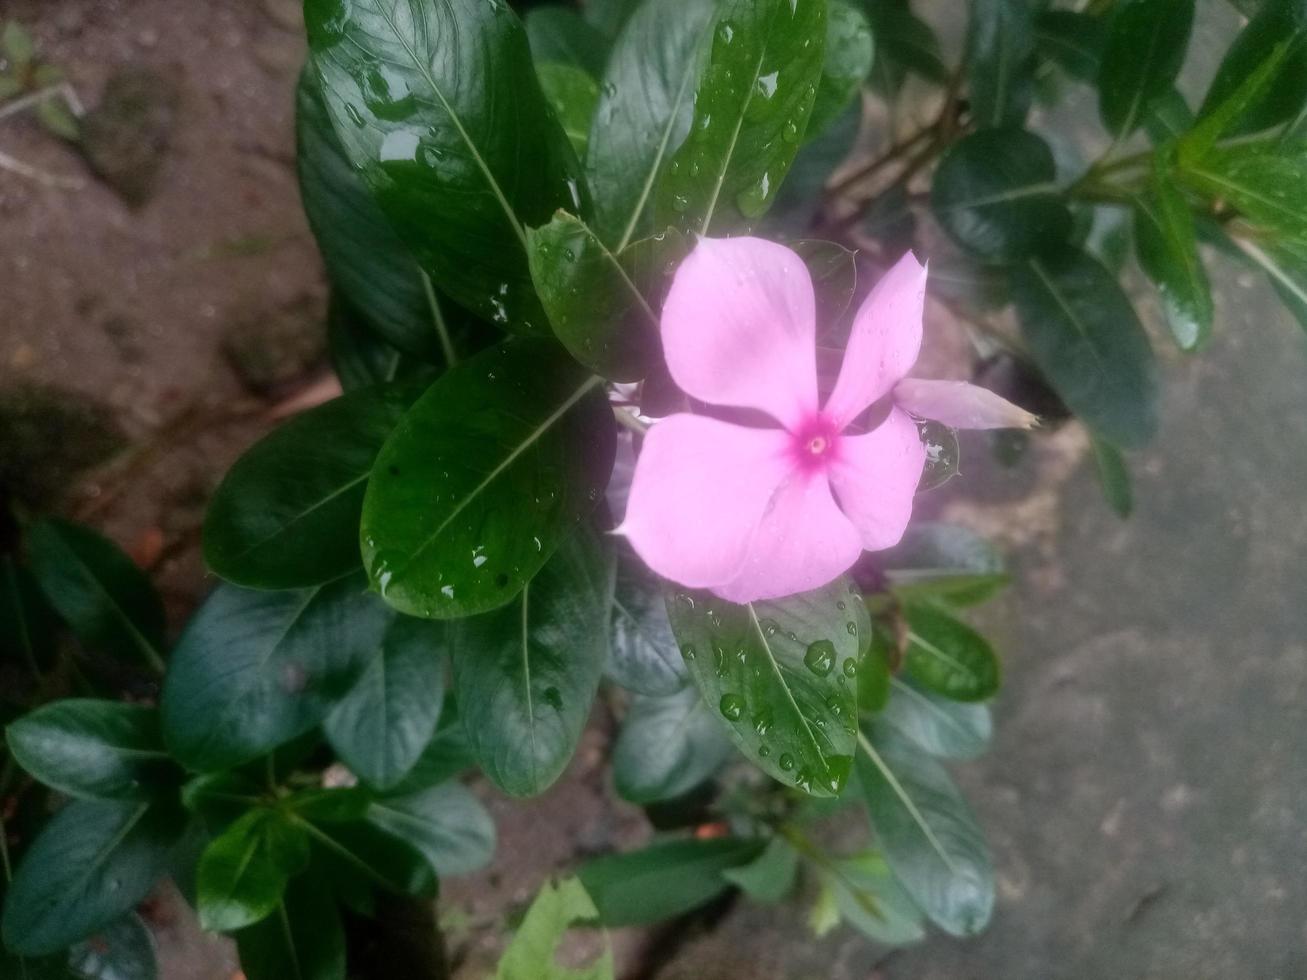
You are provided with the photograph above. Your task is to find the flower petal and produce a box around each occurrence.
[824,251,926,429]
[894,378,1039,430]
[661,237,818,430]
[828,408,925,551]
[619,414,798,589]
[712,473,863,604]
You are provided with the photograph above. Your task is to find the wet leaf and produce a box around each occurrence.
[197,809,310,932]
[1096,0,1195,137]
[613,686,734,803]
[1133,160,1212,351]
[966,0,1035,127]
[368,781,495,878]
[900,602,1000,702]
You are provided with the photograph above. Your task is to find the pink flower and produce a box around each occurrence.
[619,237,1033,604]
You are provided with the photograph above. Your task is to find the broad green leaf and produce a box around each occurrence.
[916,419,960,492]
[765,102,860,233]
[7,700,176,801]
[1144,87,1195,145]
[299,811,436,897]
[325,296,414,392]
[1011,245,1159,449]
[607,555,689,697]
[876,523,1009,608]
[966,0,1035,128]
[585,0,718,247]
[721,837,799,904]
[204,381,424,590]
[809,0,874,137]
[612,686,734,804]
[0,554,58,675]
[234,871,345,980]
[865,1,947,94]
[658,0,827,234]
[323,615,446,791]
[161,575,392,771]
[576,837,765,926]
[1,799,187,956]
[26,518,165,671]
[536,62,601,157]
[360,338,614,619]
[495,877,613,980]
[820,851,927,945]
[1133,161,1213,351]
[930,128,1071,262]
[664,578,868,798]
[295,70,442,360]
[1092,436,1134,518]
[387,702,478,794]
[367,781,495,877]
[1198,0,1307,136]
[1034,10,1107,81]
[526,7,610,76]
[585,0,640,38]
[67,913,159,980]
[1184,42,1294,159]
[875,677,992,760]
[901,602,1000,702]
[1180,141,1307,245]
[451,525,613,797]
[861,185,918,263]
[526,212,674,381]
[306,0,583,333]
[1097,0,1195,138]
[197,809,310,932]
[181,771,265,831]
[856,735,993,936]
[283,787,372,824]
[858,625,892,713]
[925,252,1010,312]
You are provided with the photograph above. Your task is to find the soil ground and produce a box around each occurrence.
[2,1,1305,978]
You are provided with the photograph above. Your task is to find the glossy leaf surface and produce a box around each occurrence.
[901,602,1000,702]
[809,0,874,137]
[234,871,345,980]
[451,526,613,797]
[1097,0,1195,137]
[875,677,992,760]
[536,62,601,158]
[367,781,495,877]
[613,686,734,803]
[875,522,1009,608]
[1134,163,1212,351]
[1198,0,1307,136]
[525,6,610,76]
[966,0,1034,127]
[607,556,688,697]
[665,578,868,798]
[197,809,310,932]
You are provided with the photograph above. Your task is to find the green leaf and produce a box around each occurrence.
[305,0,583,333]
[930,128,1071,262]
[875,677,992,760]
[295,70,443,360]
[322,615,446,791]
[585,0,718,247]
[1133,162,1213,351]
[526,212,674,381]
[900,602,1000,702]
[1010,245,1159,449]
[1198,0,1307,137]
[865,1,947,94]
[67,913,159,980]
[613,686,734,804]
[37,98,80,142]
[966,0,1035,128]
[367,781,495,878]
[1180,141,1307,245]
[607,556,688,697]
[658,0,827,234]
[1185,43,1295,159]
[664,578,867,798]
[809,0,874,137]
[161,575,392,771]
[451,525,613,797]
[360,338,614,620]
[1097,0,1195,138]
[234,871,345,980]
[916,419,960,492]
[875,521,1010,608]
[326,296,410,391]
[855,735,993,937]
[0,554,58,675]
[526,7,610,76]
[819,851,927,945]
[1092,436,1134,518]
[1,799,187,956]
[386,703,478,795]
[925,251,1009,312]
[7,700,176,801]
[765,101,860,233]
[26,518,165,672]
[1034,10,1107,82]
[1144,87,1195,145]
[197,809,310,932]
[495,877,613,980]
[204,381,425,590]
[576,837,765,926]
[536,63,601,158]
[2,21,34,71]
[857,626,892,713]
[721,837,800,904]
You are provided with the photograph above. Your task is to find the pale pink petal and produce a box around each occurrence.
[895,379,1038,430]
[712,473,863,603]
[618,414,797,589]
[827,408,925,551]
[661,237,818,430]
[823,252,927,429]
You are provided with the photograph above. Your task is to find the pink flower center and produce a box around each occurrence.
[790,414,841,473]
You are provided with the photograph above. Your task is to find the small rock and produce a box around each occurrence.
[79,66,182,208]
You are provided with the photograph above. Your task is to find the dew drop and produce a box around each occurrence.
[842,657,858,677]
[719,693,745,721]
[683,645,697,661]
[778,753,796,772]
[758,744,771,758]
[803,639,836,676]
[846,621,858,636]
[543,686,563,709]
[836,600,846,611]
[752,711,773,736]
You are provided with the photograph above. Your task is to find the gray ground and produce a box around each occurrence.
[2,1,1304,978]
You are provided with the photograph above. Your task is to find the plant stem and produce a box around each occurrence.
[420,270,458,368]
[612,405,650,434]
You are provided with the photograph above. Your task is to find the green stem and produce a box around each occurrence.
[420,270,458,368]
[612,406,650,435]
